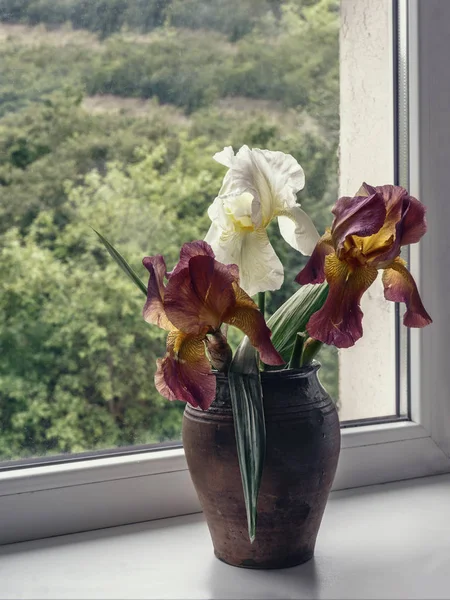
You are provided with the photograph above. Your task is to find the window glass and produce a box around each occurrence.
[0,0,343,462]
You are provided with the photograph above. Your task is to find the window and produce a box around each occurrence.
[1,0,449,545]
[0,0,342,464]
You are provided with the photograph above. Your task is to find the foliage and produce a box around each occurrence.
[0,1,338,121]
[84,32,234,113]
[224,0,339,132]
[0,0,339,459]
[0,134,223,459]
[0,0,277,40]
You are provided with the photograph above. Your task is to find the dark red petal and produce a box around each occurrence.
[142,254,173,331]
[296,231,335,285]
[374,185,408,213]
[352,184,410,268]
[226,262,240,283]
[399,196,427,246]
[368,186,426,264]
[306,254,378,348]
[165,255,236,336]
[382,259,432,327]
[358,182,377,196]
[155,332,216,410]
[223,284,284,366]
[169,240,215,279]
[331,193,386,252]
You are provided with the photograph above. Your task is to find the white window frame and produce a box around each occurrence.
[1,0,449,545]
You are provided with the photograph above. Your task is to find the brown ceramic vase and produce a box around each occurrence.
[182,363,340,569]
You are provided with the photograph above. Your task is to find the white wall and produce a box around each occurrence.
[339,0,396,421]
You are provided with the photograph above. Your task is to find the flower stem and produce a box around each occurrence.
[300,337,323,367]
[288,332,307,369]
[258,292,266,318]
[258,292,266,371]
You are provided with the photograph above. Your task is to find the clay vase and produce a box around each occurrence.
[182,364,340,569]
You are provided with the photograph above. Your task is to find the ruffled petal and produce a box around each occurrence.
[206,196,226,230]
[165,255,236,336]
[142,254,173,331]
[206,191,255,235]
[331,193,386,253]
[295,230,335,285]
[155,332,215,410]
[211,227,284,297]
[204,220,222,248]
[169,240,215,279]
[213,146,235,168]
[356,182,377,197]
[358,185,407,265]
[277,205,320,255]
[204,221,241,283]
[356,185,426,265]
[399,196,427,246]
[306,254,378,348]
[360,182,407,212]
[223,284,284,366]
[213,147,236,196]
[229,145,270,227]
[258,148,305,204]
[220,145,305,228]
[382,258,432,327]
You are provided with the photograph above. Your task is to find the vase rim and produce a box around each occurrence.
[214,361,321,382]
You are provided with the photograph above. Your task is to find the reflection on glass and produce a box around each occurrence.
[0,0,339,461]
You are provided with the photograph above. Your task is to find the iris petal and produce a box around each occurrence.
[257,148,305,215]
[295,230,334,285]
[359,185,407,264]
[142,254,174,331]
[223,284,284,366]
[208,228,283,297]
[213,146,234,168]
[399,196,427,245]
[277,205,320,255]
[382,258,432,327]
[232,146,275,227]
[374,184,408,213]
[331,193,386,252]
[306,254,378,348]
[169,240,215,279]
[357,185,427,264]
[165,255,236,336]
[155,332,215,410]
[213,145,305,229]
[357,182,377,197]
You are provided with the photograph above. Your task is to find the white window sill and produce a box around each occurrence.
[1,474,450,600]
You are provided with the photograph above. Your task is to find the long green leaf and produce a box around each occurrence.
[268,282,328,362]
[228,341,265,543]
[228,283,328,541]
[93,229,147,297]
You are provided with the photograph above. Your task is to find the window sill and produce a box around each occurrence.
[2,419,449,546]
[1,473,450,599]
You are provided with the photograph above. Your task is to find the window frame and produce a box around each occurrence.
[1,0,449,546]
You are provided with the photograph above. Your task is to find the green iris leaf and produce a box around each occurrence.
[228,339,264,543]
[93,229,147,297]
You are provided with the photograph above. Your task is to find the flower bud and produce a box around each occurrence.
[205,331,233,372]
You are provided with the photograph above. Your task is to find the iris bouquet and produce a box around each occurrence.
[97,146,431,540]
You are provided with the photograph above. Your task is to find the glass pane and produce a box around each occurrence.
[0,0,341,462]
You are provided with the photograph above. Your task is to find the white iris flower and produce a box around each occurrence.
[205,145,320,297]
